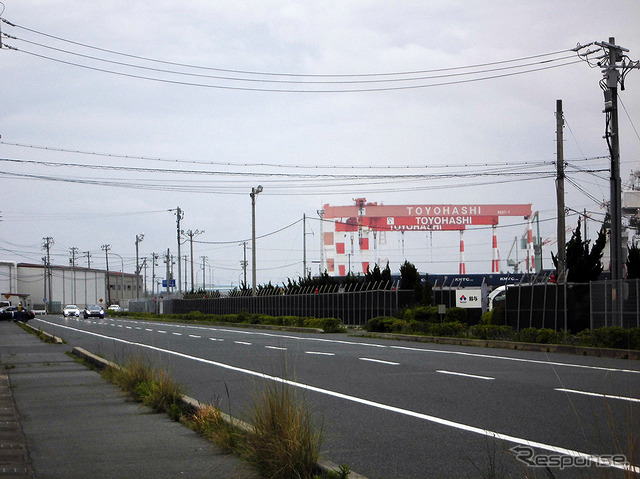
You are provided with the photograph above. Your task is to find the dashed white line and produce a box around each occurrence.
[172,332,182,336]
[209,338,224,342]
[359,357,400,366]
[157,330,167,334]
[436,370,495,381]
[145,328,153,332]
[265,346,287,351]
[305,351,335,356]
[189,334,202,338]
[235,341,252,346]
[555,388,640,403]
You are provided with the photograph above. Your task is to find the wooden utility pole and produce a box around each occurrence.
[555,99,566,282]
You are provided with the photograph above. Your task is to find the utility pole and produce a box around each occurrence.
[70,247,78,304]
[183,229,204,292]
[200,256,207,290]
[165,248,171,294]
[41,237,54,310]
[170,207,184,294]
[135,233,144,300]
[555,99,567,283]
[303,214,307,277]
[250,185,263,295]
[182,255,188,292]
[84,251,91,269]
[101,244,111,306]
[150,253,158,295]
[241,242,248,287]
[576,37,639,325]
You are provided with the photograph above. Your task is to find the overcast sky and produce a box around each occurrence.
[1,1,639,291]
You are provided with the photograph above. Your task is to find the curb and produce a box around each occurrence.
[19,321,64,344]
[70,347,366,479]
[352,331,640,360]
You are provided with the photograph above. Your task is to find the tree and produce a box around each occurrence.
[626,243,640,279]
[552,219,607,282]
[399,260,431,305]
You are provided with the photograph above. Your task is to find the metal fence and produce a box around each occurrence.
[503,280,640,332]
[590,279,640,329]
[504,282,590,332]
[166,284,411,326]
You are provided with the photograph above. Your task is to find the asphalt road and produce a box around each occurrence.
[32,315,640,479]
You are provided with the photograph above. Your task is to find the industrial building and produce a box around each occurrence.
[0,261,140,312]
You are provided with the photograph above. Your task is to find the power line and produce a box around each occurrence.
[2,18,573,79]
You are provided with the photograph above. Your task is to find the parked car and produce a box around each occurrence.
[0,306,35,322]
[84,305,105,319]
[63,304,81,317]
[107,304,122,312]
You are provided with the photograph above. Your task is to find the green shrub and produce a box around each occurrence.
[303,317,344,333]
[404,306,438,322]
[363,317,386,332]
[444,307,467,323]
[427,321,467,337]
[591,326,631,349]
[183,310,205,320]
[480,310,493,325]
[517,328,539,343]
[468,324,516,341]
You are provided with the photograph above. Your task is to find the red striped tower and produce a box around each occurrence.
[526,216,535,273]
[359,229,370,274]
[459,230,466,274]
[491,225,500,273]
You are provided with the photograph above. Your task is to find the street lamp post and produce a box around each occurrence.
[111,252,125,303]
[250,185,263,295]
[135,233,144,300]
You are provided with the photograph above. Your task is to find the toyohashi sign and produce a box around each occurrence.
[323,203,532,232]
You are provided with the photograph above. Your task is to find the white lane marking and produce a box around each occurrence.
[172,332,182,336]
[305,351,335,356]
[189,334,202,338]
[145,328,153,332]
[359,357,400,366]
[235,341,252,345]
[111,318,640,375]
[555,388,640,404]
[117,325,123,328]
[32,318,639,475]
[125,326,132,329]
[157,330,167,334]
[209,338,224,342]
[265,346,287,351]
[437,370,495,381]
[135,327,141,330]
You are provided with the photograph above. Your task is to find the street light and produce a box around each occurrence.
[135,233,144,300]
[111,252,125,304]
[250,185,263,295]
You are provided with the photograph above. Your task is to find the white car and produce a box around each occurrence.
[107,304,122,312]
[63,305,81,317]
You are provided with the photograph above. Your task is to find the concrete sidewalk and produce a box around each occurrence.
[0,321,258,479]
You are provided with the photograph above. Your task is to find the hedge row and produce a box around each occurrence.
[363,317,640,351]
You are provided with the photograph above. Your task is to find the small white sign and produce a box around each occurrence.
[456,288,482,308]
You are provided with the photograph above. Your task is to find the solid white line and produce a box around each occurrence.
[437,370,495,381]
[359,357,400,366]
[305,351,335,356]
[32,318,639,475]
[265,346,287,351]
[235,341,252,345]
[189,334,201,338]
[555,388,640,403]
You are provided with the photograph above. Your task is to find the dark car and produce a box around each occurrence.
[84,305,105,319]
[0,306,35,322]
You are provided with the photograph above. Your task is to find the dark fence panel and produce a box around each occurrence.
[166,289,414,326]
[590,280,640,329]
[504,283,590,332]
